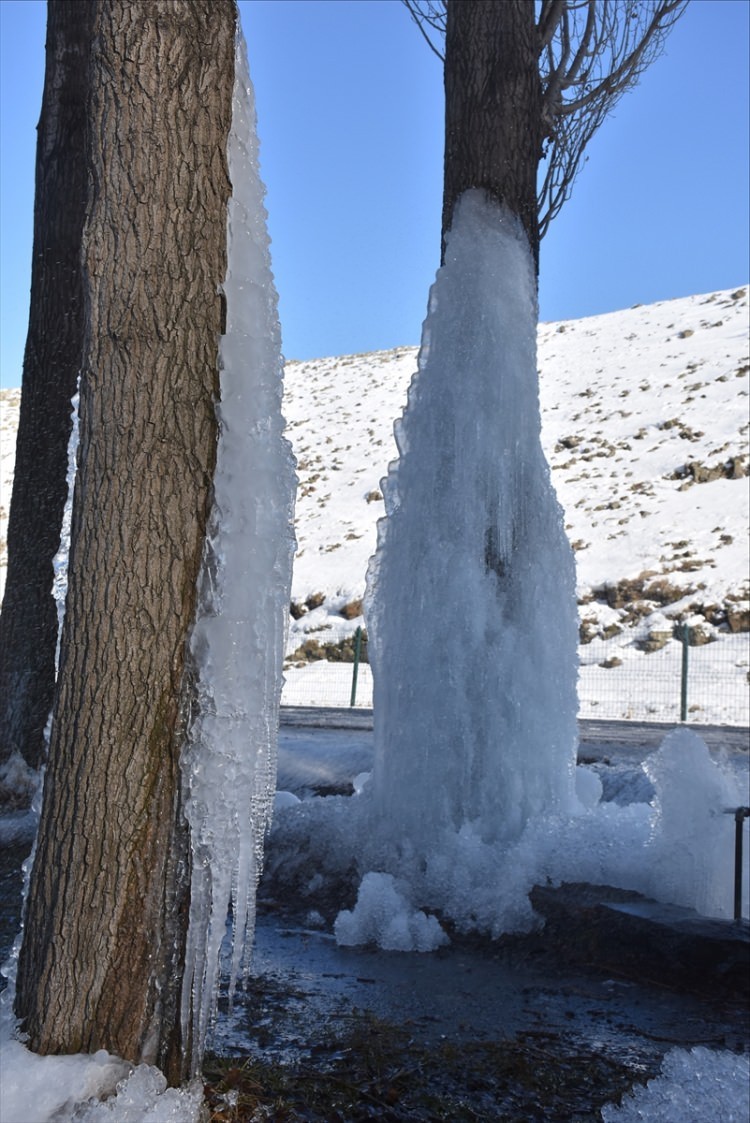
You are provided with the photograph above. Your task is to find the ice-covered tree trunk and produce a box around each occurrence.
[0,0,93,790]
[367,192,579,849]
[15,0,236,1082]
[366,0,578,852]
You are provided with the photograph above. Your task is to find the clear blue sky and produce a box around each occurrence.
[0,0,748,388]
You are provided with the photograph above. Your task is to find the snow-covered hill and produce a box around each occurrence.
[282,286,748,675]
[1,287,748,720]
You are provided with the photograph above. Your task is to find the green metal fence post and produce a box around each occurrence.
[680,621,689,722]
[350,626,362,708]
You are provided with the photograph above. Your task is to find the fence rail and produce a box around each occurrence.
[282,626,750,727]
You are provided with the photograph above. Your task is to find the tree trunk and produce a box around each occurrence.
[15,0,236,1083]
[0,1,94,790]
[442,0,542,266]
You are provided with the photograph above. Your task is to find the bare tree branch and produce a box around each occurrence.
[401,0,689,238]
[403,0,446,60]
[537,0,567,53]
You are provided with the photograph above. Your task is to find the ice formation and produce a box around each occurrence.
[0,1040,203,1123]
[179,29,296,1067]
[0,1042,127,1123]
[52,381,80,669]
[335,871,449,952]
[365,189,579,849]
[601,1046,750,1122]
[265,725,747,951]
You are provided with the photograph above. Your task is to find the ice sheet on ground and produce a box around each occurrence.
[277,727,373,793]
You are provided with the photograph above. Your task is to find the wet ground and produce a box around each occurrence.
[201,903,748,1120]
[209,719,750,1118]
[2,832,747,1119]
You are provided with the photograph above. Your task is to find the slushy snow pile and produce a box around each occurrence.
[601,1046,750,1122]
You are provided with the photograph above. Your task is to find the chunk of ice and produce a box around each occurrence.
[601,1046,750,1122]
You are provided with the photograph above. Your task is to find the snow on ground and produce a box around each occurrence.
[281,284,749,608]
[281,634,750,725]
[281,286,748,723]
[1,289,747,1121]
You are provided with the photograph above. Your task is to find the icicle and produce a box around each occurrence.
[180,26,296,1068]
[51,380,80,672]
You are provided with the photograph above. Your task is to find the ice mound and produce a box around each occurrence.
[71,1065,204,1122]
[365,189,579,856]
[0,1040,204,1123]
[0,1041,128,1123]
[334,871,449,952]
[641,726,747,918]
[265,727,747,951]
[601,1046,750,1122]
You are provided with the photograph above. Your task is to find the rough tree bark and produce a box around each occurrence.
[15,0,236,1083]
[0,1,94,792]
[442,0,542,266]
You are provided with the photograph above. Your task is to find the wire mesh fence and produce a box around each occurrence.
[282,626,750,727]
[577,632,749,726]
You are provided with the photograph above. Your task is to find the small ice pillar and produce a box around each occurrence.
[180,28,296,1066]
[366,190,578,849]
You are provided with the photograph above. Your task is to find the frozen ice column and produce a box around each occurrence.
[366,189,579,851]
[180,27,297,1069]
